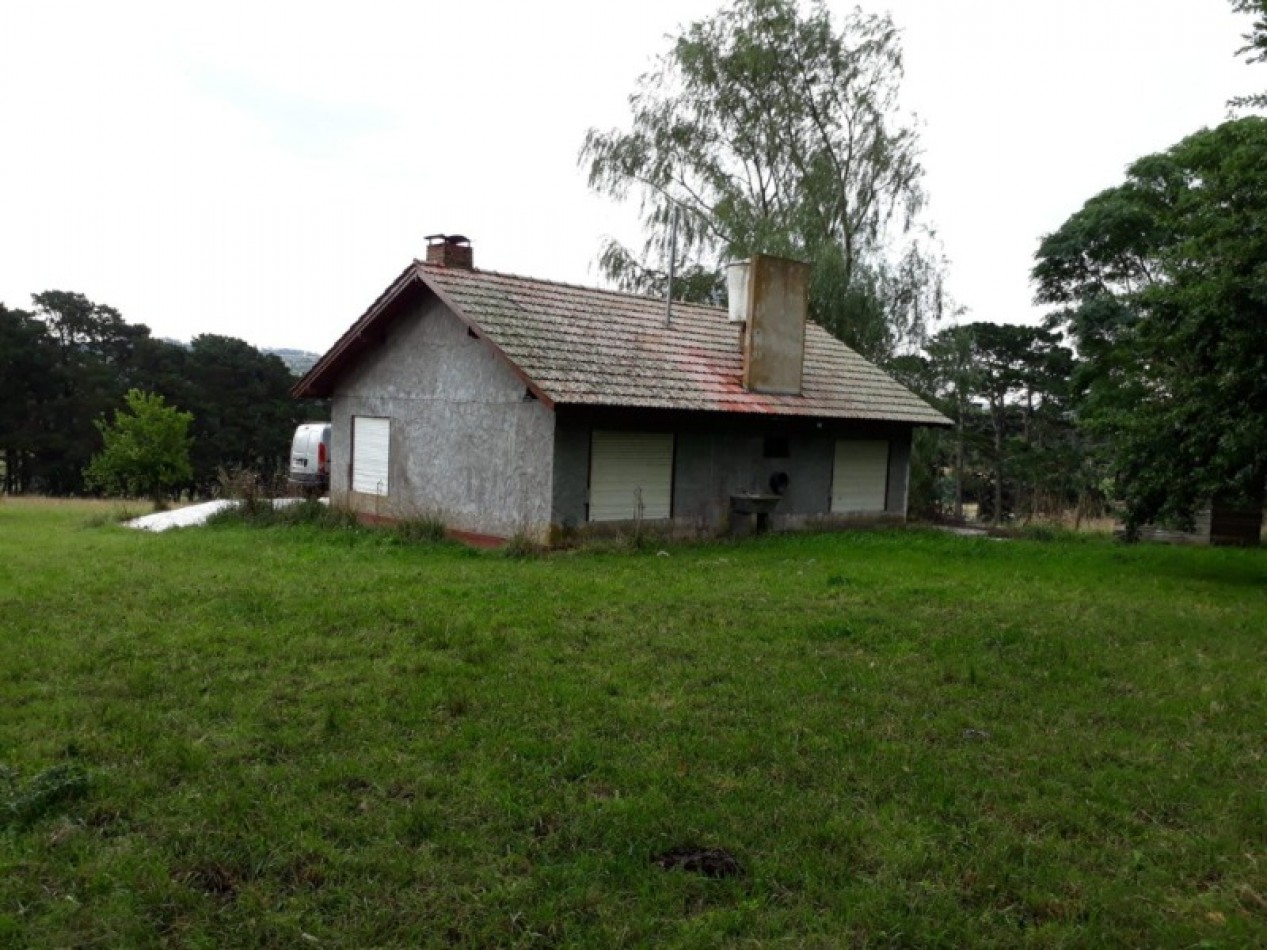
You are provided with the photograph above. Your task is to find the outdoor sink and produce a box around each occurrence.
[729,493,783,516]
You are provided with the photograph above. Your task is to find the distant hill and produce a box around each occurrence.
[266,348,321,376]
[152,340,320,377]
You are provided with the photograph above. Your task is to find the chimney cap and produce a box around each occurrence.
[425,233,471,246]
[423,233,475,270]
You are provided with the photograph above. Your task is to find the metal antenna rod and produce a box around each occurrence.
[664,204,679,328]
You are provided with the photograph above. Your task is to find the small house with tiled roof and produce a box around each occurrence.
[293,235,949,544]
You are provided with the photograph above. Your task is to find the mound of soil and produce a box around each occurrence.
[652,846,743,879]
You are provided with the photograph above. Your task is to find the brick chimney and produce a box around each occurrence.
[424,234,473,269]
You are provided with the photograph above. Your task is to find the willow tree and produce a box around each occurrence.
[580,0,941,363]
[1230,0,1267,109]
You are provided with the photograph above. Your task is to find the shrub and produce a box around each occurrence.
[216,466,272,517]
[81,504,143,529]
[502,531,544,558]
[393,514,447,544]
[84,390,193,504]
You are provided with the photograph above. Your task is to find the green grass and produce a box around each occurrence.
[2,498,1265,946]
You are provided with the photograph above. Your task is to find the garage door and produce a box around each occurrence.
[589,431,673,522]
[352,416,390,496]
[831,440,889,513]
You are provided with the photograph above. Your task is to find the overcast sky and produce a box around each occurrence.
[1,0,1258,353]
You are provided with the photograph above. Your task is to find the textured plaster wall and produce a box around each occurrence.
[551,410,914,532]
[330,295,555,540]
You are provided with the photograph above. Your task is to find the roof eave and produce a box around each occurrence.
[291,263,554,409]
[291,263,420,399]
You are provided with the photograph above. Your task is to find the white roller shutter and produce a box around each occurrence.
[831,440,889,513]
[589,431,673,522]
[352,416,390,496]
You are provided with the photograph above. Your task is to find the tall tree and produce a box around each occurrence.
[581,0,940,363]
[961,324,1044,525]
[1230,0,1267,110]
[184,335,303,492]
[28,291,150,494]
[925,326,979,521]
[914,322,1081,526]
[0,304,58,493]
[1034,117,1267,531]
[969,324,1076,522]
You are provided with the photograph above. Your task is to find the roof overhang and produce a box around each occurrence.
[291,263,554,408]
[293,261,949,428]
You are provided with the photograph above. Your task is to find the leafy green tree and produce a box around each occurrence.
[1034,117,1267,531]
[1230,0,1267,110]
[85,390,193,502]
[581,0,941,362]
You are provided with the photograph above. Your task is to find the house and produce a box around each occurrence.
[292,235,950,544]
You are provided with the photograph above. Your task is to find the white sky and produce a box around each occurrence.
[1,0,1258,353]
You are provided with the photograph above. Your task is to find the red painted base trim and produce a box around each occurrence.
[445,528,508,549]
[352,511,508,548]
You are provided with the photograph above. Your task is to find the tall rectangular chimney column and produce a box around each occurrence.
[740,253,809,395]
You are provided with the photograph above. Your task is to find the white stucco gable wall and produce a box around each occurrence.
[329,293,555,542]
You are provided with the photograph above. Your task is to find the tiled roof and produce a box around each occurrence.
[296,262,950,426]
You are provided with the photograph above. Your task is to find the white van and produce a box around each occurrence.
[288,423,331,495]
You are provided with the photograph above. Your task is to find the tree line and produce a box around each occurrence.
[0,291,311,497]
[909,0,1267,530]
[891,323,1093,527]
[586,0,1267,532]
[9,0,1265,524]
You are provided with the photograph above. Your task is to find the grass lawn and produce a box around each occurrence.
[1,498,1265,946]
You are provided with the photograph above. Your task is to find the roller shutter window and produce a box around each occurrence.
[352,416,390,496]
[589,431,674,522]
[831,440,889,513]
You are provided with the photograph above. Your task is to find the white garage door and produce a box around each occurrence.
[831,440,889,513]
[352,416,390,496]
[589,431,673,522]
